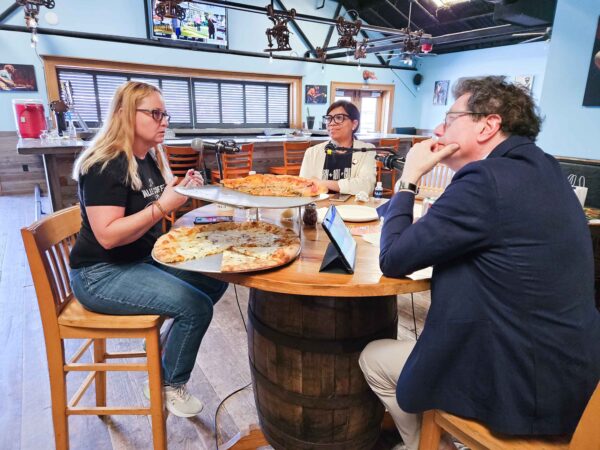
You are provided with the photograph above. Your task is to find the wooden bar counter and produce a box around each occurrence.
[16,133,418,212]
[175,200,429,450]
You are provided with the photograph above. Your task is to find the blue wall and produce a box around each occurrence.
[2,0,599,159]
[415,42,549,131]
[537,0,600,158]
[0,0,417,132]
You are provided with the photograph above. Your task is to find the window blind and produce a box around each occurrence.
[57,68,290,128]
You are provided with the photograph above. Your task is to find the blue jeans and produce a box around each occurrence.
[70,258,228,386]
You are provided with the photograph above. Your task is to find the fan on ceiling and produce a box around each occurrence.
[512,26,552,44]
[382,0,437,63]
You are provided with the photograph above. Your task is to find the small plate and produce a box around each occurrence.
[335,205,379,222]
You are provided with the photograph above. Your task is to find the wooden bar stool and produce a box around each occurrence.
[378,138,401,196]
[163,144,204,230]
[269,141,311,176]
[419,382,600,450]
[417,163,454,199]
[21,206,166,450]
[211,143,254,183]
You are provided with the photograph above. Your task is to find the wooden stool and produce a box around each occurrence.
[21,206,166,450]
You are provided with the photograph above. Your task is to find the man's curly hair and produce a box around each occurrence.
[452,76,543,140]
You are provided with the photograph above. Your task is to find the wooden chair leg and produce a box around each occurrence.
[47,340,70,450]
[93,338,106,407]
[146,328,167,450]
[418,410,442,450]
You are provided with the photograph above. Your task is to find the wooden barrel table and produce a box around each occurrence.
[176,200,430,449]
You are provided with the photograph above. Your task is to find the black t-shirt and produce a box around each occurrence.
[322,141,353,181]
[70,153,166,269]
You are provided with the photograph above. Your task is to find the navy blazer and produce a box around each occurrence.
[378,136,600,435]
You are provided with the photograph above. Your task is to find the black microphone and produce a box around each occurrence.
[191,138,240,154]
[324,142,389,154]
[375,153,406,171]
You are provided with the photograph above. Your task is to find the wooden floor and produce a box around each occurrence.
[0,194,430,450]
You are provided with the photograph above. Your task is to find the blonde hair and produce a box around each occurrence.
[72,81,172,190]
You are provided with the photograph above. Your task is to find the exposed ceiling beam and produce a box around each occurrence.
[425,12,494,31]
[383,0,412,27]
[432,24,539,45]
[321,2,344,52]
[0,2,20,24]
[0,24,415,70]
[274,0,316,55]
[412,0,440,24]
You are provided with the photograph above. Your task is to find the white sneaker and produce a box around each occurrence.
[142,381,203,418]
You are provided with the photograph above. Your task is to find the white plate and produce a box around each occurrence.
[335,205,379,222]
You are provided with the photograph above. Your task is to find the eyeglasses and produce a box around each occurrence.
[322,113,351,125]
[136,108,170,122]
[443,110,488,129]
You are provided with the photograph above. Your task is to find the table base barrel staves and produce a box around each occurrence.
[248,288,398,450]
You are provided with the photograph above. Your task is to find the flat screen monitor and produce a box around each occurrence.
[321,205,357,273]
[146,1,228,48]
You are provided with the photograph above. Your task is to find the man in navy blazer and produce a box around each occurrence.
[359,77,600,450]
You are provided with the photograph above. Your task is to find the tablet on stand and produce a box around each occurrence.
[319,205,357,274]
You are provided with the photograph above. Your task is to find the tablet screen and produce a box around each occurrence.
[322,205,356,271]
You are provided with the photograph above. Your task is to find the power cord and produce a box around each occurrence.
[410,293,419,340]
[213,284,251,449]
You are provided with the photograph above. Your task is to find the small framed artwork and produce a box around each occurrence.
[305,84,327,104]
[0,64,37,92]
[515,74,534,93]
[433,80,449,105]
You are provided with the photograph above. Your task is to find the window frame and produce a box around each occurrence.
[44,55,302,130]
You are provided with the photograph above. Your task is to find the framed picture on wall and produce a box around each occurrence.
[433,80,449,105]
[0,64,37,92]
[305,84,327,104]
[583,17,600,106]
[515,74,534,93]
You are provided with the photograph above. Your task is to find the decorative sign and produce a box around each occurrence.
[0,64,37,92]
[305,84,327,104]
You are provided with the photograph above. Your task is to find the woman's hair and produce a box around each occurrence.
[72,81,172,190]
[452,76,543,140]
[327,100,361,134]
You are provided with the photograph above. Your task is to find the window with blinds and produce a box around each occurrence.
[57,68,290,129]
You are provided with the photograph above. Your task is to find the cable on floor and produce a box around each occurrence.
[214,284,251,449]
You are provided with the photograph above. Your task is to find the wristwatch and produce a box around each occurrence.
[397,181,418,194]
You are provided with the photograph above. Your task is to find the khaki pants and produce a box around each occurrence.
[359,339,421,450]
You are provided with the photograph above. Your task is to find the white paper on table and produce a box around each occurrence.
[407,266,433,280]
[362,232,381,246]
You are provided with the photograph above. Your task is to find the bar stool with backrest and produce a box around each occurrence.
[269,141,311,176]
[162,144,203,230]
[21,206,166,450]
[418,382,600,450]
[378,138,401,196]
[416,163,455,199]
[211,143,254,183]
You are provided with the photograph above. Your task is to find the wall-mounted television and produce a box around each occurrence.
[146,1,228,48]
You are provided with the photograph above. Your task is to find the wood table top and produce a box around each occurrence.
[175,197,430,297]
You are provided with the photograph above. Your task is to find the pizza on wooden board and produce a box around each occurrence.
[221,174,328,197]
[153,221,300,272]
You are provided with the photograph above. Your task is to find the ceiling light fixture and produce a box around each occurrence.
[264,4,295,53]
[16,0,55,48]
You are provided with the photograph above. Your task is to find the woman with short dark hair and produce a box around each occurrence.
[300,100,377,195]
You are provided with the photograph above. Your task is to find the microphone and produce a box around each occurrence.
[191,138,240,154]
[375,153,406,171]
[324,142,388,154]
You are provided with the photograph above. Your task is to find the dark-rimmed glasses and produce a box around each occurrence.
[443,110,488,129]
[322,113,351,125]
[137,108,171,122]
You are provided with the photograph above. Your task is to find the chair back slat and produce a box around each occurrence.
[284,141,310,174]
[222,143,253,179]
[22,206,82,326]
[417,164,454,199]
[379,138,400,150]
[163,145,201,179]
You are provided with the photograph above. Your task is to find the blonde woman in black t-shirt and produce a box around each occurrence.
[69,81,228,418]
